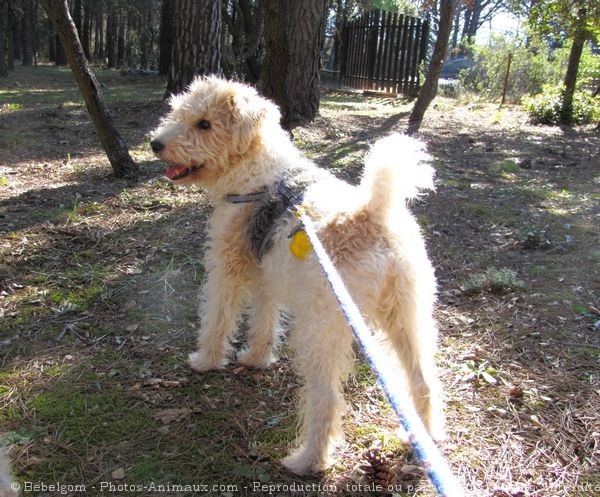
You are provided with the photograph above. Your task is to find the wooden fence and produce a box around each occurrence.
[339,10,429,96]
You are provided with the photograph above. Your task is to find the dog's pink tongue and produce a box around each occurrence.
[165,164,190,180]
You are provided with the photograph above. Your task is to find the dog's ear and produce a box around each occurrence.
[227,91,276,126]
[226,89,280,152]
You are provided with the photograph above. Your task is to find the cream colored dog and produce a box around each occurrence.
[151,76,443,475]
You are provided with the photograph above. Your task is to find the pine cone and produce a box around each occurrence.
[360,448,396,494]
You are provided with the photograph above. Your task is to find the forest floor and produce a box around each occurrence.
[0,65,599,497]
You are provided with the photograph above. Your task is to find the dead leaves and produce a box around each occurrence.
[153,407,193,425]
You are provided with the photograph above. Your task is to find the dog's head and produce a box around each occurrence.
[150,76,280,188]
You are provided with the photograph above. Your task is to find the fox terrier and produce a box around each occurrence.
[151,76,443,475]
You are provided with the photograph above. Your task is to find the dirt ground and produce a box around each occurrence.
[1,66,599,497]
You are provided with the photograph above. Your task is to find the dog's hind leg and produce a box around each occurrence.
[376,264,445,440]
[282,312,354,475]
[236,285,281,368]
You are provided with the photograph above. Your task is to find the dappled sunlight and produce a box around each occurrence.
[1,63,598,496]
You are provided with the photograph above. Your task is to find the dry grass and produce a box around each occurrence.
[1,66,599,497]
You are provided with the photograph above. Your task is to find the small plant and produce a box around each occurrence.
[491,160,519,175]
[461,360,500,385]
[463,267,525,294]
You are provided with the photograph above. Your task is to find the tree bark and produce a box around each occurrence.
[466,0,484,43]
[73,0,82,34]
[48,18,56,62]
[40,0,138,179]
[117,13,126,67]
[166,0,222,96]
[262,0,328,128]
[55,33,67,65]
[239,0,262,81]
[407,0,457,135]
[451,6,461,49]
[106,0,117,68]
[125,11,135,67]
[560,14,586,124]
[22,0,34,66]
[11,2,21,63]
[0,1,8,77]
[82,0,91,59]
[158,0,175,75]
[7,5,16,71]
[460,3,472,42]
[139,2,151,69]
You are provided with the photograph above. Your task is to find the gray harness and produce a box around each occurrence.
[225,177,311,261]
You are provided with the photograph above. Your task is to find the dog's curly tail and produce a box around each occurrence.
[360,133,435,222]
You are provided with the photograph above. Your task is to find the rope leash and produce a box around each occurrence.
[293,208,466,497]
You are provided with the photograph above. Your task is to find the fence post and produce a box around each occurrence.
[366,10,381,90]
[501,52,513,106]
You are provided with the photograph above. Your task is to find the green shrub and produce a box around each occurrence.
[523,84,600,124]
[460,34,598,104]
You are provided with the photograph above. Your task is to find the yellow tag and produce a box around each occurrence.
[289,230,311,259]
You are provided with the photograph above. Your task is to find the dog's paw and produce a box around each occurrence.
[187,350,228,372]
[236,347,277,369]
[281,450,329,476]
[429,421,447,443]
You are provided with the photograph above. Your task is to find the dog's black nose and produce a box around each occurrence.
[150,139,164,153]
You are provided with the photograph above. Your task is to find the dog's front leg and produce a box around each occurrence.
[188,247,252,372]
[237,284,281,368]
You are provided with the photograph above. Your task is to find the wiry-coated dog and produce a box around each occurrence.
[151,76,444,475]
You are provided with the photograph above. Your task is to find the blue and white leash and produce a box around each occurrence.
[293,205,466,497]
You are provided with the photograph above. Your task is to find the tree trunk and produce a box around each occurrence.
[117,14,126,67]
[460,3,471,43]
[106,1,117,68]
[93,1,103,63]
[48,18,56,62]
[451,6,461,49]
[262,0,328,128]
[139,3,150,69]
[239,0,262,81]
[97,1,105,64]
[166,0,222,96]
[0,1,8,77]
[32,0,39,65]
[40,0,138,179]
[332,0,345,71]
[22,0,34,66]
[12,3,21,63]
[7,6,15,70]
[73,0,82,34]
[466,0,483,43]
[82,0,91,59]
[158,0,175,74]
[125,11,135,67]
[55,33,67,64]
[407,0,457,134]
[560,17,586,124]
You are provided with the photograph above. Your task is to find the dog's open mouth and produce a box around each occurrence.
[164,164,201,181]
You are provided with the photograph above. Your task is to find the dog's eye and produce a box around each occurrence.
[196,120,211,130]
